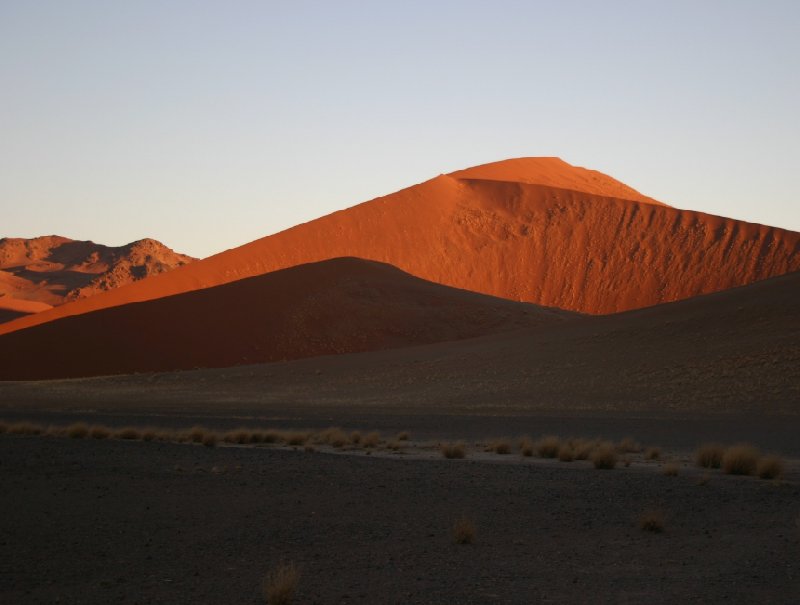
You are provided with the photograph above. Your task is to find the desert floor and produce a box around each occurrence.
[2,424,799,605]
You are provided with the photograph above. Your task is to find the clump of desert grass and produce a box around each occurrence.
[396,431,410,441]
[557,443,575,462]
[488,439,511,455]
[349,431,362,445]
[662,463,679,476]
[616,437,642,454]
[572,438,596,460]
[722,444,760,476]
[535,435,561,458]
[264,561,300,605]
[140,428,158,442]
[385,439,404,451]
[441,442,466,459]
[89,425,111,439]
[202,432,218,447]
[591,442,617,469]
[518,436,534,457]
[756,455,784,480]
[223,428,254,445]
[317,427,349,448]
[695,443,725,469]
[452,515,476,544]
[114,427,141,440]
[362,431,381,449]
[66,422,89,439]
[644,447,661,460]
[638,509,665,533]
[284,431,310,446]
[7,422,44,436]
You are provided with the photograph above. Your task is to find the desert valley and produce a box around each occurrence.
[1,158,799,604]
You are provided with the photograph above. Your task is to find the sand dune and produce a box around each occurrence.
[0,257,575,380]
[0,236,194,322]
[1,157,797,338]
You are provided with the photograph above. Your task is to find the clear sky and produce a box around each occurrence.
[2,1,799,258]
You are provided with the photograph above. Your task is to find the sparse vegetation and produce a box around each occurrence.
[318,427,349,448]
[639,509,665,533]
[722,444,760,476]
[441,442,466,459]
[285,432,309,446]
[536,435,561,458]
[114,427,141,440]
[362,431,381,448]
[490,439,511,455]
[572,438,596,460]
[452,515,476,544]
[202,432,218,447]
[8,422,43,435]
[756,455,784,480]
[558,444,575,462]
[662,463,679,476]
[519,436,534,457]
[66,422,89,439]
[617,437,642,454]
[349,431,362,445]
[397,431,410,441]
[695,443,725,469]
[264,561,300,605]
[591,443,617,469]
[644,447,661,460]
[89,425,111,439]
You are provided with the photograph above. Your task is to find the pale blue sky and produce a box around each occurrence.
[2,1,798,258]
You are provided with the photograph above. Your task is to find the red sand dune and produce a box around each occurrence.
[0,258,576,380]
[1,157,798,337]
[0,236,194,322]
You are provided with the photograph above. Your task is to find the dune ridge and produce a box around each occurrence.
[0,257,576,380]
[1,157,797,337]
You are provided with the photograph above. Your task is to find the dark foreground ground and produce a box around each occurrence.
[1,435,799,605]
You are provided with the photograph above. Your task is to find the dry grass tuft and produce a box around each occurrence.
[518,436,534,457]
[662,463,679,476]
[89,425,111,439]
[397,431,410,441]
[591,443,617,469]
[362,431,381,448]
[490,439,511,455]
[285,432,309,446]
[557,444,575,462]
[441,442,466,459]
[262,430,282,444]
[202,432,218,447]
[617,437,642,454]
[535,435,562,458]
[318,427,349,448]
[223,428,253,444]
[644,447,661,460]
[264,561,300,605]
[140,428,158,442]
[349,431,362,445]
[114,427,141,440]
[452,516,476,544]
[572,438,596,460]
[8,422,43,436]
[695,443,725,469]
[639,509,665,533]
[385,440,403,451]
[722,444,761,476]
[187,426,210,443]
[66,422,89,439]
[756,455,784,480]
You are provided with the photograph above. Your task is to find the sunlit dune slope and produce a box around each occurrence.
[0,257,575,380]
[1,157,797,336]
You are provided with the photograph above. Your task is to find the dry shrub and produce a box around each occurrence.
[263,430,282,444]
[397,431,410,441]
[115,427,141,440]
[8,422,43,435]
[573,439,596,460]
[202,432,217,447]
[285,432,309,446]
[318,427,349,448]
[695,443,725,469]
[349,431,362,445]
[362,431,381,448]
[441,442,466,459]
[756,455,784,480]
[639,509,665,533]
[662,463,679,476]
[490,439,511,455]
[558,444,575,462]
[722,444,761,476]
[156,430,178,442]
[591,443,617,469]
[386,440,403,451]
[536,435,561,458]
[264,561,300,605]
[141,428,158,442]
[519,436,534,457]
[66,422,89,438]
[617,437,642,454]
[224,428,252,444]
[644,447,661,460]
[188,426,209,443]
[249,430,267,444]
[452,516,476,544]
[89,425,111,439]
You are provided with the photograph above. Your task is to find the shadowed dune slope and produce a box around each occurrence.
[0,236,195,323]
[1,157,798,336]
[0,257,575,380]
[3,269,794,415]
